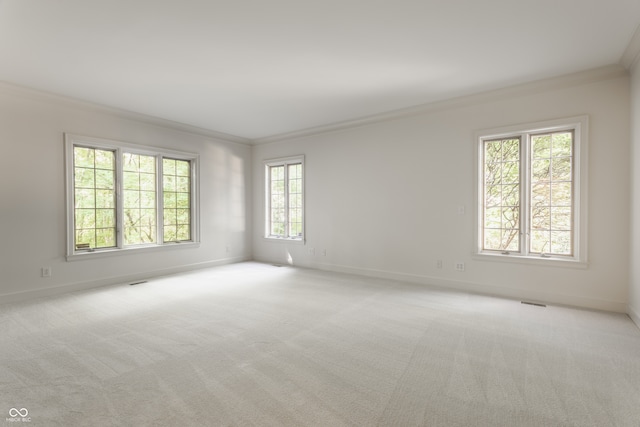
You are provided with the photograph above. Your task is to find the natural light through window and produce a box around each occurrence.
[476,117,587,263]
[265,156,304,241]
[73,147,116,250]
[65,134,199,259]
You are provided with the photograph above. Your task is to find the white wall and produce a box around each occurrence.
[630,65,640,325]
[253,70,631,312]
[0,85,252,302]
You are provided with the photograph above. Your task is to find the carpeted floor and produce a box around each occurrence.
[1,262,640,426]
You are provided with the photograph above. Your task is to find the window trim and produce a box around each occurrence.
[64,133,200,261]
[473,116,588,265]
[263,155,305,242]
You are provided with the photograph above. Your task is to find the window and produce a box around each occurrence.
[65,134,199,259]
[265,156,304,240]
[476,117,587,263]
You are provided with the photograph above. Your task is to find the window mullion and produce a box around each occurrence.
[266,167,271,237]
[115,147,124,249]
[157,156,164,244]
[284,163,290,238]
[521,134,530,256]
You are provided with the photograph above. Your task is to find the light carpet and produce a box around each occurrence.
[1,262,640,426]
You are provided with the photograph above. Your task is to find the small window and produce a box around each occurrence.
[476,117,587,263]
[65,134,199,259]
[265,156,304,240]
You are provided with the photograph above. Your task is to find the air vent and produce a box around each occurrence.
[521,301,546,307]
[129,281,147,286]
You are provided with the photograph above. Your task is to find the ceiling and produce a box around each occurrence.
[1,0,640,142]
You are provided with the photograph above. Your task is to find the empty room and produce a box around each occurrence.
[2,0,640,425]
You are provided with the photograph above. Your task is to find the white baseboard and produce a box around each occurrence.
[253,256,627,313]
[628,304,640,330]
[0,256,251,305]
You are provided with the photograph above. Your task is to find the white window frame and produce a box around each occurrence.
[474,116,588,266]
[65,134,200,260]
[264,155,305,242]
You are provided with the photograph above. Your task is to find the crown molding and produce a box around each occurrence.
[0,80,252,146]
[1,63,629,148]
[621,24,640,70]
[252,64,628,145]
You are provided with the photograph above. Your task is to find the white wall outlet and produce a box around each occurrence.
[436,259,443,269]
[308,247,315,255]
[41,267,52,277]
[457,205,465,215]
[455,262,465,272]
[225,245,231,253]
[321,249,326,256]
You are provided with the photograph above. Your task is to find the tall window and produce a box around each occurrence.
[163,158,191,242]
[73,147,116,250]
[65,134,199,258]
[265,156,304,240]
[123,153,156,245]
[477,117,587,262]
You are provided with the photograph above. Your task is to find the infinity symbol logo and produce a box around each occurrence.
[9,408,28,417]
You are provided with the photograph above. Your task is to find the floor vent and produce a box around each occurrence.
[272,264,283,267]
[521,301,546,307]
[129,281,147,286]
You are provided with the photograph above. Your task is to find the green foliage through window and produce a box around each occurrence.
[266,159,303,239]
[74,147,116,250]
[163,158,191,242]
[481,130,574,257]
[69,136,196,254]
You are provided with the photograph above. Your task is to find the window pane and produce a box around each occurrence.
[176,160,190,177]
[482,139,520,251]
[502,229,519,251]
[501,161,519,184]
[531,183,550,207]
[74,147,94,168]
[123,171,140,190]
[502,207,519,230]
[550,231,572,255]
[96,209,115,228]
[75,168,95,189]
[531,207,550,230]
[552,132,572,157]
[163,158,191,242]
[484,140,502,163]
[551,182,572,207]
[532,134,551,158]
[269,166,286,237]
[532,159,550,182]
[95,169,114,189]
[123,153,156,245]
[531,230,550,254]
[287,163,303,238]
[529,131,573,255]
[551,207,572,230]
[73,147,115,250]
[551,157,571,181]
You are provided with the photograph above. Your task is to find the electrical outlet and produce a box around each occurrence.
[455,262,465,272]
[308,247,315,255]
[436,259,443,269]
[457,205,465,215]
[225,245,231,253]
[321,249,326,256]
[41,267,52,278]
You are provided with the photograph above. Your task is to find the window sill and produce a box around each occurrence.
[263,236,305,245]
[66,241,200,261]
[473,252,588,269]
